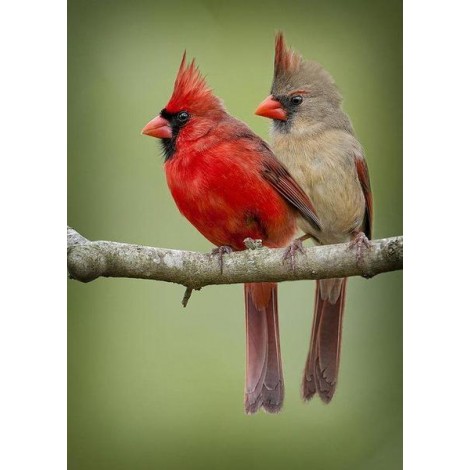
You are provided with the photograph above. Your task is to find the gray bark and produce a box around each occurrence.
[67,226,402,290]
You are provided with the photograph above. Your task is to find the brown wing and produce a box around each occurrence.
[231,126,321,232]
[354,154,373,239]
[261,156,321,232]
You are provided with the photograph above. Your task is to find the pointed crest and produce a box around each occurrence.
[274,32,302,76]
[166,52,221,113]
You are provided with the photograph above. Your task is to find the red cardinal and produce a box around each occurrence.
[255,33,373,403]
[142,54,321,413]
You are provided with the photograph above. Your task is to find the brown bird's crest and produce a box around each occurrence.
[274,32,302,76]
[272,32,342,106]
[166,52,222,114]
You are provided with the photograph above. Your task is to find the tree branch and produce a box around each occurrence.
[67,226,402,291]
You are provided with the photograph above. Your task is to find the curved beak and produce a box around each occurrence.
[141,115,172,139]
[255,95,287,121]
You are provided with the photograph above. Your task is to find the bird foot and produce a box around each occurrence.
[211,245,233,274]
[282,237,306,271]
[348,231,371,264]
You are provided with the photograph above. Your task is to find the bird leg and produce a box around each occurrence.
[211,245,233,274]
[282,234,310,270]
[348,231,371,264]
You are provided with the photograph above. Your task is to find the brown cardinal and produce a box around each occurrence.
[255,33,373,403]
[142,54,321,413]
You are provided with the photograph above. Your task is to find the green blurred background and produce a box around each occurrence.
[68,0,402,468]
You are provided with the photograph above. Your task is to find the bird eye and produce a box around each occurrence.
[290,95,303,106]
[177,111,189,123]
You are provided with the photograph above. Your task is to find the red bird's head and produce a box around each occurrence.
[142,53,226,160]
[255,33,344,131]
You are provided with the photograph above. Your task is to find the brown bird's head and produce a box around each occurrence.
[255,33,351,134]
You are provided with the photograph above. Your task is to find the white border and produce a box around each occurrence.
[1,0,469,468]
[404,1,469,468]
[0,0,66,468]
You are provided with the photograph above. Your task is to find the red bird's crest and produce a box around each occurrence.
[274,32,302,76]
[166,53,222,114]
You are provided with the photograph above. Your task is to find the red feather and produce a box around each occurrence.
[165,122,299,250]
[166,53,221,115]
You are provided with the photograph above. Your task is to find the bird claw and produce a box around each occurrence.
[211,245,233,274]
[348,232,371,264]
[282,238,306,271]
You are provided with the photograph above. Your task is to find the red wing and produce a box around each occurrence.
[354,154,373,239]
[261,156,321,232]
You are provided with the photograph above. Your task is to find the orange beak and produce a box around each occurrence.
[255,95,287,121]
[141,115,172,139]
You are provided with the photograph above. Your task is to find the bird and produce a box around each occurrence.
[142,53,321,413]
[255,33,373,404]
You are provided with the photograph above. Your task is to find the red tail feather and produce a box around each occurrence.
[244,283,284,414]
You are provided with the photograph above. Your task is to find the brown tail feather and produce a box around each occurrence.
[244,282,284,414]
[302,279,347,403]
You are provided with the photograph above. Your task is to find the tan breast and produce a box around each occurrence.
[271,128,365,245]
